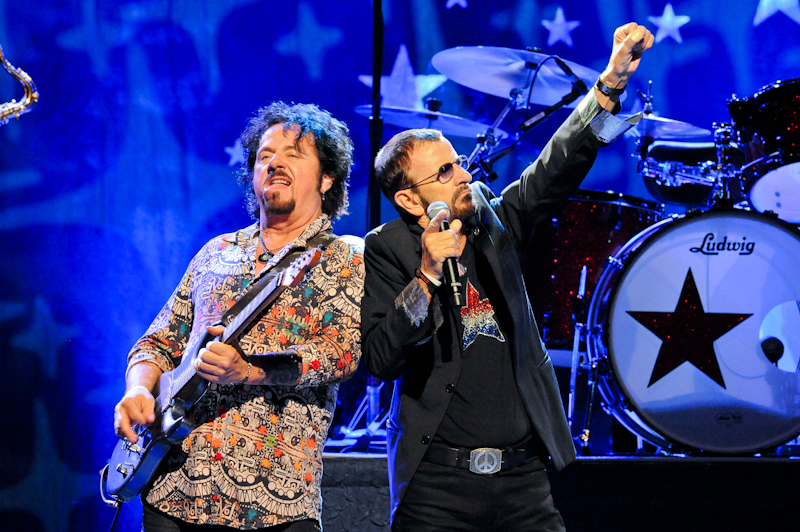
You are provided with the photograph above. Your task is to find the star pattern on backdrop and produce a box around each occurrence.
[648,3,690,43]
[753,0,800,25]
[541,7,581,47]
[358,44,447,109]
[274,1,343,81]
[446,0,468,8]
[224,138,246,166]
[56,0,134,78]
[627,269,752,389]
[461,281,506,350]
[10,297,79,381]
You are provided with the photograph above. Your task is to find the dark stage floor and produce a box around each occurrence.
[320,453,800,532]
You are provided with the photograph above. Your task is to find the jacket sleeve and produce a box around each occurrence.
[361,225,442,382]
[497,90,636,249]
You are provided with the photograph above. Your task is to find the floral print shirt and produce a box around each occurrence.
[127,216,364,529]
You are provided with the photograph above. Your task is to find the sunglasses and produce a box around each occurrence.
[400,155,469,191]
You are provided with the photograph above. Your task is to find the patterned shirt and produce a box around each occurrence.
[127,215,364,529]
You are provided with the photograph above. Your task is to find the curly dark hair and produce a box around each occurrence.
[373,129,444,220]
[237,102,353,220]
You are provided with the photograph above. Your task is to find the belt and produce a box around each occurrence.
[422,439,539,475]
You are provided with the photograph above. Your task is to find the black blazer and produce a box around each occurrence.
[362,93,613,521]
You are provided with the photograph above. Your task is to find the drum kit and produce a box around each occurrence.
[350,45,800,457]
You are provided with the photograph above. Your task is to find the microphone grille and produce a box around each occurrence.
[426,201,450,220]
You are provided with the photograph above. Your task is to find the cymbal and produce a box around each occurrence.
[431,46,602,108]
[624,114,711,139]
[355,105,508,139]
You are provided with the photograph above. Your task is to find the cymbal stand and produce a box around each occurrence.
[635,81,656,161]
[567,266,587,429]
[469,68,589,182]
[466,89,520,181]
[710,122,739,208]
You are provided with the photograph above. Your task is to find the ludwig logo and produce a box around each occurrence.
[690,233,755,255]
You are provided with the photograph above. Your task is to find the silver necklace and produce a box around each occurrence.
[257,230,283,263]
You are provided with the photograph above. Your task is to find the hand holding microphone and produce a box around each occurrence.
[421,201,463,306]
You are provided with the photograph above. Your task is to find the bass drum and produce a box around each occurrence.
[587,209,800,454]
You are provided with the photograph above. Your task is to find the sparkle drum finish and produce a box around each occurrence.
[728,78,800,223]
[587,209,800,453]
[523,190,664,350]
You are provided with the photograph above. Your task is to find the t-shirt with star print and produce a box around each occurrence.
[434,242,533,449]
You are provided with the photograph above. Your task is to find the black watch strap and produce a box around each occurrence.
[595,77,626,97]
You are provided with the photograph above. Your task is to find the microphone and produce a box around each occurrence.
[426,201,462,306]
[553,57,589,95]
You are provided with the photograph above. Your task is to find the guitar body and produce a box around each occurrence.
[104,351,211,501]
[102,248,322,504]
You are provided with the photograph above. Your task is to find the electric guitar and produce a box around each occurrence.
[100,248,321,504]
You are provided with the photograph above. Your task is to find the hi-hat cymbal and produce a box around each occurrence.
[431,46,602,108]
[624,114,711,139]
[355,105,508,139]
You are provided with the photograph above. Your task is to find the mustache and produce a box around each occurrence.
[452,184,471,203]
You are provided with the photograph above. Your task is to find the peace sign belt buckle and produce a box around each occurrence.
[469,447,502,475]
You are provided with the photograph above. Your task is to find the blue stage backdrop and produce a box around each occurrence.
[0,1,798,530]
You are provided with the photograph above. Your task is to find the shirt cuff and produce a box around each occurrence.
[575,91,641,144]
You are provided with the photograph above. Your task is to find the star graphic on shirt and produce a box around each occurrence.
[274,2,344,81]
[358,44,447,109]
[224,138,246,166]
[446,0,468,8]
[541,7,581,47]
[648,3,690,43]
[461,281,506,350]
[753,0,800,25]
[627,269,751,389]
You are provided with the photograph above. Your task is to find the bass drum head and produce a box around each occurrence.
[596,209,800,454]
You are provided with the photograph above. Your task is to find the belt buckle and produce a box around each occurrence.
[469,447,502,475]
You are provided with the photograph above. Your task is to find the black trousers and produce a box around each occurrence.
[142,503,321,532]
[392,455,566,532]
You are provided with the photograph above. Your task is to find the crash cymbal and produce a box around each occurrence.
[431,46,602,108]
[624,113,711,139]
[355,105,508,139]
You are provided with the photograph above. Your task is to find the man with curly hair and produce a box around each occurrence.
[114,102,364,531]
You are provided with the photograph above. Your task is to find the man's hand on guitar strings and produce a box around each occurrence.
[114,385,156,443]
[195,324,251,385]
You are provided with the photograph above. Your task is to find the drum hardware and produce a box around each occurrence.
[325,377,390,453]
[567,266,588,429]
[728,78,800,223]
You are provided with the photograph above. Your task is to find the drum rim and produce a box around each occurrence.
[591,208,800,454]
[569,189,665,214]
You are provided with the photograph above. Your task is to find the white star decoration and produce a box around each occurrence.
[753,0,800,25]
[224,138,246,166]
[358,44,447,110]
[447,0,468,8]
[541,7,581,47]
[274,2,343,81]
[648,3,690,43]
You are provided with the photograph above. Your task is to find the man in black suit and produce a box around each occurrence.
[361,23,653,531]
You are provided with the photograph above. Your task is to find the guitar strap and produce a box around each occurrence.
[216,230,337,329]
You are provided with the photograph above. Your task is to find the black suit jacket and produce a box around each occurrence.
[362,92,620,521]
